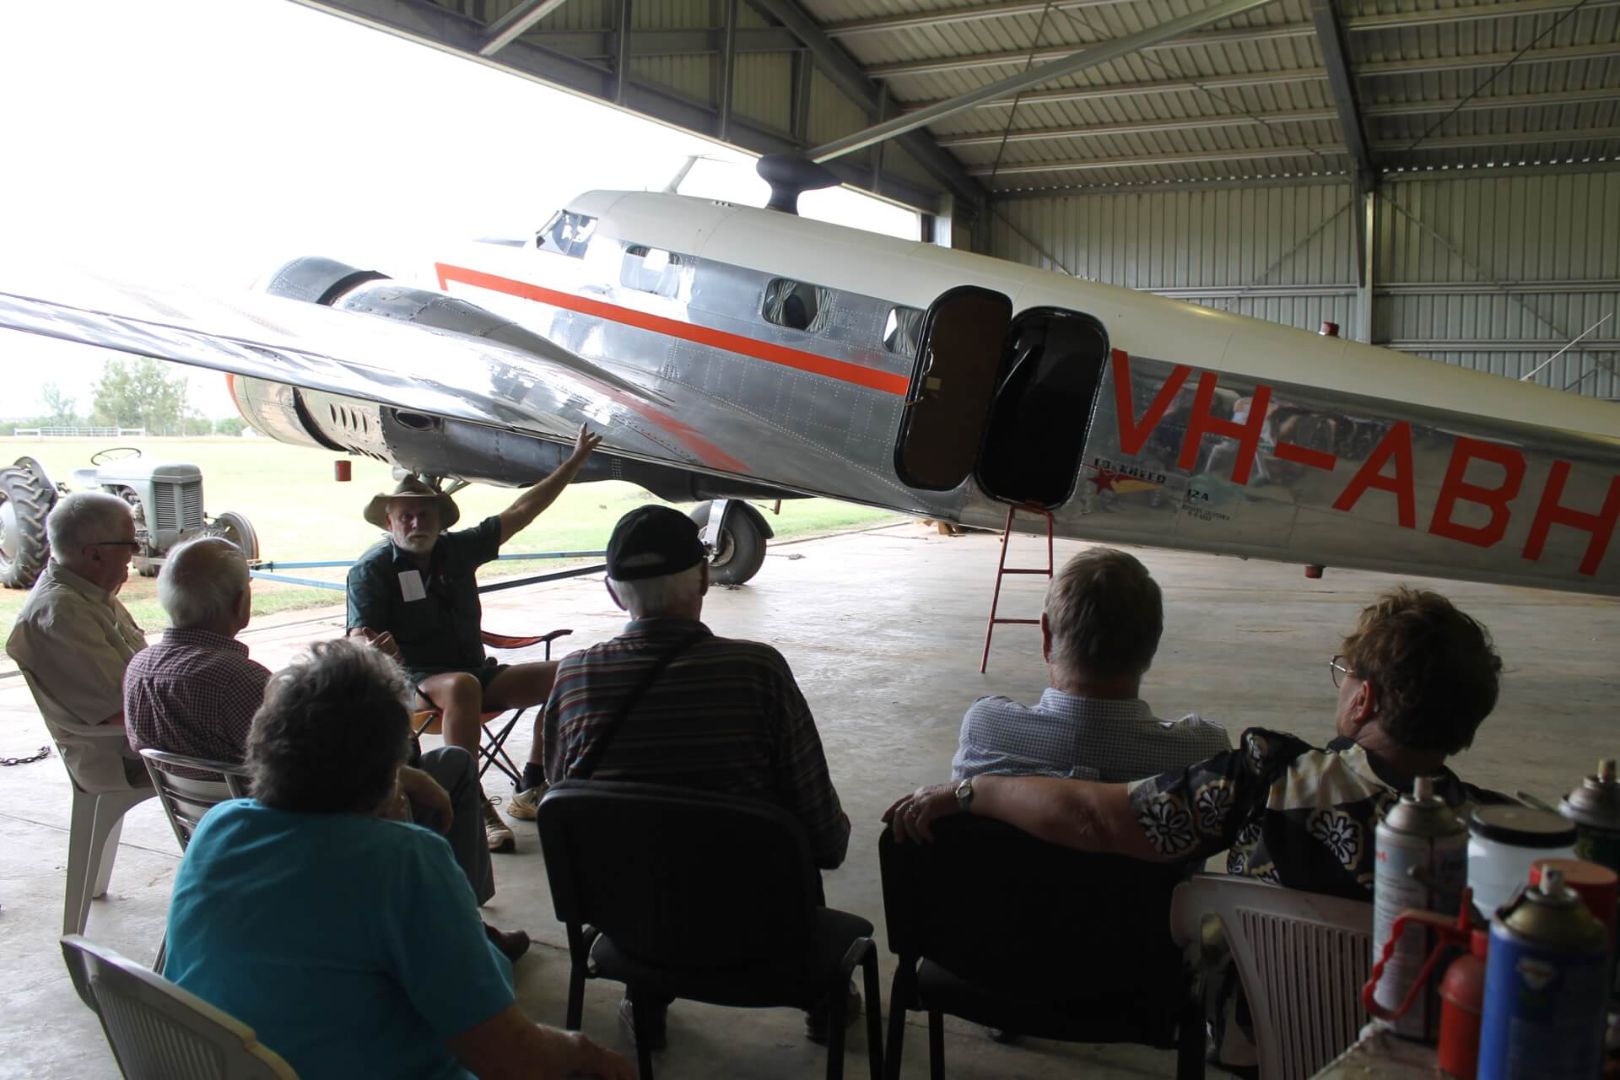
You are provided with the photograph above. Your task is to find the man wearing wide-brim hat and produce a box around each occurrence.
[348,423,603,853]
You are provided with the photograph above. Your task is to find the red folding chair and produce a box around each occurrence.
[412,628,571,787]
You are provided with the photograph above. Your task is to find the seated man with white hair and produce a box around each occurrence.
[7,491,148,790]
[126,536,524,958]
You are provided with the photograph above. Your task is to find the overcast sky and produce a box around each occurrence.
[0,0,916,419]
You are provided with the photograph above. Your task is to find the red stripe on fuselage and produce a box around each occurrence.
[435,263,910,396]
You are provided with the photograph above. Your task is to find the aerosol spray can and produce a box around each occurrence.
[1478,866,1609,1080]
[1560,758,1620,880]
[1373,775,1468,1040]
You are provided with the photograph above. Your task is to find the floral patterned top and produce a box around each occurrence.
[1126,728,1502,901]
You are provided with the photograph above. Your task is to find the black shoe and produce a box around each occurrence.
[618,994,668,1051]
[482,922,530,963]
[805,984,862,1045]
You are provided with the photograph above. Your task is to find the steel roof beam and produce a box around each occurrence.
[809,0,1281,164]
[745,0,988,210]
[1310,0,1374,188]
[479,0,571,56]
[866,22,1314,79]
[527,26,800,57]
[934,87,1620,145]
[1360,41,1620,76]
[968,128,1620,176]
[1367,87,1620,117]
[906,68,1326,113]
[938,109,1336,146]
[823,0,1620,39]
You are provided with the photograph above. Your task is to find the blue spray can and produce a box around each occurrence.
[1478,866,1608,1079]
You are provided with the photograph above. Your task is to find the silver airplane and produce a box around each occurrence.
[2,164,1617,594]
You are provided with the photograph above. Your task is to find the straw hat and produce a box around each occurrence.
[363,476,461,531]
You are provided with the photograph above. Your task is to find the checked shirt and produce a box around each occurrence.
[125,627,270,769]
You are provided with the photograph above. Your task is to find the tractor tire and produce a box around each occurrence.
[209,511,261,562]
[688,501,766,586]
[0,465,55,589]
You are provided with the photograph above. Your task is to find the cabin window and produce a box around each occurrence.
[620,245,686,299]
[763,278,828,332]
[882,306,923,357]
[537,211,597,258]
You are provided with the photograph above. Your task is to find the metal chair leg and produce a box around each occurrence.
[885,964,911,1080]
[565,925,587,1030]
[861,945,884,1080]
[927,1009,944,1080]
[825,972,847,1080]
[631,991,657,1080]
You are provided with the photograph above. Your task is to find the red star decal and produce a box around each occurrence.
[1089,469,1122,494]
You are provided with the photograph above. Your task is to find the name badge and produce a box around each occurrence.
[398,570,427,602]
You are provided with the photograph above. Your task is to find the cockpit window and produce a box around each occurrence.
[620,245,687,299]
[537,211,597,258]
[882,306,924,357]
[763,278,828,332]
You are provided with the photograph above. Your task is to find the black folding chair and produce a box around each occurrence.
[879,815,1203,1080]
[537,779,883,1080]
[412,628,571,786]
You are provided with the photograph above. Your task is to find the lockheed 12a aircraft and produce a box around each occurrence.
[2,163,1619,595]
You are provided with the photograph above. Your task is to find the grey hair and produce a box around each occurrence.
[246,639,413,814]
[46,492,134,564]
[1044,547,1164,680]
[158,537,249,629]
[608,564,704,619]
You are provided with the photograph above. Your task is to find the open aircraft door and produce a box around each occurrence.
[892,286,1013,491]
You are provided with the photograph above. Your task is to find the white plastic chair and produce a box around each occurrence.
[19,670,158,936]
[1170,874,1373,1080]
[62,934,299,1079]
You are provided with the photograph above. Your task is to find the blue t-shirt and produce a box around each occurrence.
[164,800,514,1080]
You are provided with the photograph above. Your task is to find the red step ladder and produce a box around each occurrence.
[980,504,1055,673]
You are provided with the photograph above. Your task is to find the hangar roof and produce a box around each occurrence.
[301,0,1620,207]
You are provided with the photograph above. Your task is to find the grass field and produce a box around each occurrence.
[0,437,899,628]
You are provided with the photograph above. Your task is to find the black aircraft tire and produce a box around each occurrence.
[688,502,766,586]
[0,466,54,589]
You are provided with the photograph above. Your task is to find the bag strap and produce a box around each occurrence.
[572,631,706,780]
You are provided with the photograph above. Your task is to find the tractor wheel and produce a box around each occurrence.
[0,465,55,589]
[688,501,766,586]
[209,511,261,562]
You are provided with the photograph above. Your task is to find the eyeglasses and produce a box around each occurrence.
[1328,654,1355,688]
[91,541,142,552]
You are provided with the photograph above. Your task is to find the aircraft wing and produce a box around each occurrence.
[0,265,911,503]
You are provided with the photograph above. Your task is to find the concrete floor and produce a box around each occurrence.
[2,520,1616,1079]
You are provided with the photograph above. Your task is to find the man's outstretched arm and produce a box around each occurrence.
[498,425,603,544]
[884,775,1168,861]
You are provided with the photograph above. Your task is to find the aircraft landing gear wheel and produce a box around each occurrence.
[208,511,260,562]
[0,465,55,589]
[688,501,766,586]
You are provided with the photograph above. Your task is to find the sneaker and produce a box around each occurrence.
[804,983,862,1045]
[483,922,531,963]
[618,994,668,1051]
[483,799,515,853]
[507,782,547,822]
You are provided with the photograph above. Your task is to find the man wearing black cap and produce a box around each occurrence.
[543,503,853,1048]
[348,424,603,853]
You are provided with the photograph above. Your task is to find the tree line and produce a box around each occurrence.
[4,357,249,436]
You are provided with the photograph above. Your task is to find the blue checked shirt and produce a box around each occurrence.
[951,689,1231,783]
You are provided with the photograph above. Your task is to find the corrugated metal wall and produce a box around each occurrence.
[1378,173,1620,399]
[989,172,1620,399]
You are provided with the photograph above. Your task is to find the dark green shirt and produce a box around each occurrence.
[346,517,502,679]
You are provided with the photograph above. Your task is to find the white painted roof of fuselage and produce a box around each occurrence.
[568,189,1620,444]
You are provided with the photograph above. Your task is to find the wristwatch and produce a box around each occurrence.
[954,776,975,813]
